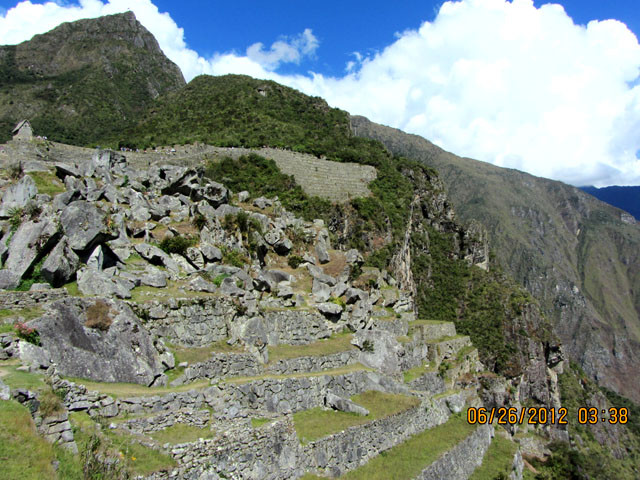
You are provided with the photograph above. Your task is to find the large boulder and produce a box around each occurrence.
[29,298,168,385]
[4,217,59,278]
[325,392,369,416]
[352,330,405,375]
[41,238,80,287]
[76,268,133,299]
[0,270,21,290]
[134,243,180,274]
[60,201,116,252]
[0,175,37,217]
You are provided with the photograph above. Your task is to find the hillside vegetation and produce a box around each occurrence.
[0,12,184,145]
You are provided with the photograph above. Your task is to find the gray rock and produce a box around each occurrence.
[345,249,364,265]
[77,267,133,299]
[213,204,241,218]
[186,247,205,269]
[5,217,59,278]
[29,283,51,291]
[140,266,168,288]
[253,197,272,209]
[317,302,343,317]
[0,378,9,400]
[201,181,229,207]
[200,244,222,263]
[276,285,294,299]
[237,191,250,203]
[220,277,244,296]
[134,243,180,274]
[381,288,399,307]
[315,229,331,264]
[353,330,405,375]
[312,279,332,303]
[331,282,348,298]
[32,298,165,385]
[308,265,336,286]
[188,275,217,293]
[60,201,116,252]
[325,392,369,416]
[86,245,104,271]
[92,149,127,175]
[0,175,37,217]
[42,238,80,287]
[171,253,197,274]
[0,270,21,290]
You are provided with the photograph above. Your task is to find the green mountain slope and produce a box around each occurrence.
[0,11,185,145]
[350,114,640,403]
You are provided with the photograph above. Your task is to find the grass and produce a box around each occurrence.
[63,376,209,398]
[468,433,518,480]
[267,332,355,363]
[28,171,65,196]
[293,391,420,444]
[0,400,82,480]
[0,306,44,321]
[403,363,435,383]
[70,412,176,477]
[0,365,46,391]
[129,281,212,303]
[341,412,476,479]
[251,417,274,428]
[222,363,370,386]
[149,424,214,444]
[63,281,82,297]
[169,339,246,365]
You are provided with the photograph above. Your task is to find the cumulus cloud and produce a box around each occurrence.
[2,0,640,186]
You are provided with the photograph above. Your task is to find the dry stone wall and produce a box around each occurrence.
[415,424,493,480]
[0,288,67,310]
[303,396,451,476]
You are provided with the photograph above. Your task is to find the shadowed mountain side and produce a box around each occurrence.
[350,114,640,403]
[581,185,640,221]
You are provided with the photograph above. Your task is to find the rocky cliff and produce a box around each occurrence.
[350,114,640,405]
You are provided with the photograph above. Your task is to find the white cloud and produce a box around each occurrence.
[2,0,640,186]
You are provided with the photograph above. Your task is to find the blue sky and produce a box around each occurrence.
[1,0,640,187]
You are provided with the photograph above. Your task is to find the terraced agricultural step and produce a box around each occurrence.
[170,334,359,385]
[301,391,458,477]
[409,320,457,341]
[426,335,473,365]
[333,410,492,480]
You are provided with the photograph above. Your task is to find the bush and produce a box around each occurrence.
[14,321,40,345]
[212,273,230,287]
[192,214,206,230]
[158,235,195,256]
[85,300,114,332]
[39,389,64,417]
[362,339,374,353]
[287,255,304,269]
[8,207,23,231]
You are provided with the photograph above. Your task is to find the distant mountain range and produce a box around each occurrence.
[580,185,640,220]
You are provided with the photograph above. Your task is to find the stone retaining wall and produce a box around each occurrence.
[303,396,451,476]
[176,350,359,385]
[135,299,335,348]
[0,288,67,310]
[415,424,493,480]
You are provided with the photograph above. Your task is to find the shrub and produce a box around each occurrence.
[192,213,206,230]
[7,161,23,179]
[8,207,23,231]
[39,389,65,417]
[362,339,374,353]
[14,321,40,345]
[158,235,195,256]
[287,255,304,269]
[212,273,230,287]
[85,300,114,332]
